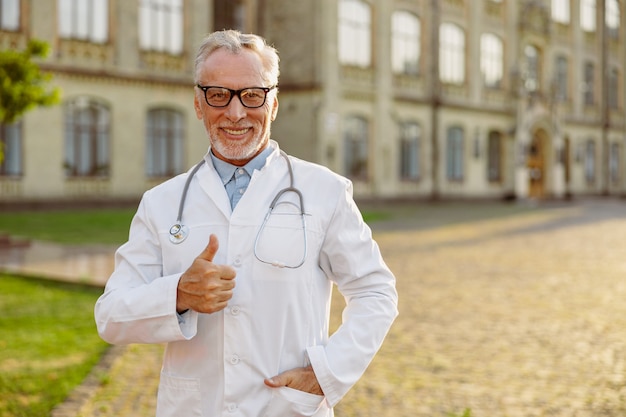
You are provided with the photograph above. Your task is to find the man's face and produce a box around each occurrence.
[194,49,279,166]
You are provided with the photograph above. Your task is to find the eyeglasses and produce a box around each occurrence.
[196,85,275,108]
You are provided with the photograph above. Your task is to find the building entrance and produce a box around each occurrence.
[527,131,546,198]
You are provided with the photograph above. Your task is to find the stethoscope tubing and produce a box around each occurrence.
[169,151,306,270]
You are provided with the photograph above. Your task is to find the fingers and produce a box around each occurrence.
[264,366,323,395]
[197,234,219,262]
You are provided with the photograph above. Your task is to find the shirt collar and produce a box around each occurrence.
[209,145,273,185]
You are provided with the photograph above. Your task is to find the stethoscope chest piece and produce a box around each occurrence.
[169,223,189,244]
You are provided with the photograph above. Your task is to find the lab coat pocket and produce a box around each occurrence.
[156,372,202,417]
[254,201,308,272]
[262,386,329,417]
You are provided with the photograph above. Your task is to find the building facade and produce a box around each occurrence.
[0,0,624,203]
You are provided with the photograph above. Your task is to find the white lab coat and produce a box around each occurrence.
[95,141,398,417]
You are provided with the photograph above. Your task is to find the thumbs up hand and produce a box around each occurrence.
[176,234,236,314]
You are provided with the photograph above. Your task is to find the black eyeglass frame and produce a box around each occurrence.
[196,84,276,108]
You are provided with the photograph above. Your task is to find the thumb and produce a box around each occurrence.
[264,371,290,388]
[197,234,219,262]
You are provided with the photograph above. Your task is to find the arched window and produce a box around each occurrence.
[391,11,420,75]
[551,0,570,23]
[440,23,465,84]
[555,55,569,101]
[524,44,541,92]
[0,122,22,176]
[480,33,503,88]
[64,98,110,177]
[58,0,109,43]
[446,126,464,181]
[580,0,596,32]
[139,0,183,54]
[1,0,20,31]
[343,116,369,180]
[585,139,596,183]
[399,121,420,181]
[487,131,502,182]
[146,108,184,177]
[338,0,371,68]
[606,0,619,38]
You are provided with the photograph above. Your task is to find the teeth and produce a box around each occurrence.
[224,128,249,135]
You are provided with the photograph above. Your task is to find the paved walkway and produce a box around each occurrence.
[3,198,626,417]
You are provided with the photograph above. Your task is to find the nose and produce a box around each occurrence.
[224,95,247,122]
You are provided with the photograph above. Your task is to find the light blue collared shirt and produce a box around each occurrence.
[210,146,273,209]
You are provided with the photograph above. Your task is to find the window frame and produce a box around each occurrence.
[487,131,502,183]
[0,0,20,31]
[0,121,22,177]
[446,126,464,182]
[399,121,421,181]
[343,115,369,181]
[391,10,420,76]
[338,0,372,68]
[439,23,465,84]
[145,108,185,178]
[64,98,111,178]
[480,33,503,88]
[58,0,109,44]
[139,0,184,55]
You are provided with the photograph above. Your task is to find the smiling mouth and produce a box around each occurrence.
[223,127,251,136]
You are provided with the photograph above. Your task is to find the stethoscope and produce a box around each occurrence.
[169,151,307,268]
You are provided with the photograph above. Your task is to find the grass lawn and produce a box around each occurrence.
[0,208,136,416]
[0,275,109,417]
[0,208,136,245]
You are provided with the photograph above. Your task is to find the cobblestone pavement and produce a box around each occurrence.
[53,198,626,417]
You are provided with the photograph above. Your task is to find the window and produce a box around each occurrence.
[524,45,540,92]
[338,0,371,67]
[139,0,183,54]
[440,23,465,84]
[213,0,245,32]
[58,0,108,43]
[446,126,464,181]
[555,55,568,101]
[487,131,502,182]
[551,0,570,23]
[480,33,503,88]
[0,0,20,31]
[64,98,110,177]
[585,139,595,183]
[610,143,620,184]
[399,122,420,181]
[391,11,420,75]
[146,109,184,177]
[580,0,596,32]
[0,122,22,176]
[609,68,619,109]
[606,0,619,39]
[343,116,368,180]
[583,61,594,106]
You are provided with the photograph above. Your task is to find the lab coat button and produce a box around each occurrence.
[231,306,240,315]
[233,258,242,267]
[230,355,240,364]
[228,403,237,412]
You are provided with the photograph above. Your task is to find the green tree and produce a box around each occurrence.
[0,39,60,165]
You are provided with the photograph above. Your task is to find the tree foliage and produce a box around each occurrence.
[0,39,60,163]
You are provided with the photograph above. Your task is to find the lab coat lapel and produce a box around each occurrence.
[196,158,232,219]
[233,147,287,222]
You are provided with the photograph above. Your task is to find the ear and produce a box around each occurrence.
[194,93,203,120]
[270,96,279,122]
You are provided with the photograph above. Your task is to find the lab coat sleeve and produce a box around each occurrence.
[95,194,199,345]
[306,180,399,407]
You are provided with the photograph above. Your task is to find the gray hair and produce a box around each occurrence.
[194,30,280,86]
